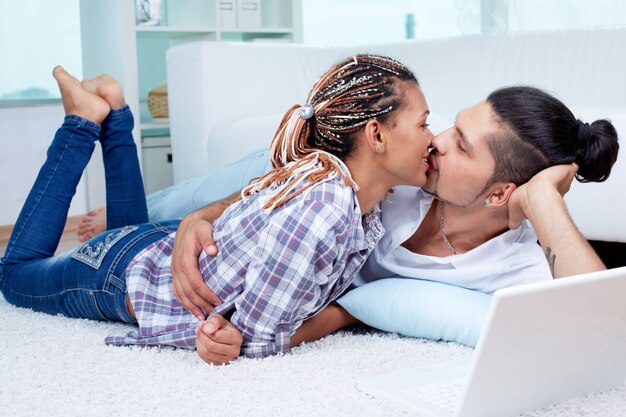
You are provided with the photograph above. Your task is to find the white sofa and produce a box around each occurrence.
[166,28,626,243]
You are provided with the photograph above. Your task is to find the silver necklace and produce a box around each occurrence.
[438,200,458,255]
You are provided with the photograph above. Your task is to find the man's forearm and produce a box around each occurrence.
[525,188,605,278]
[188,190,241,223]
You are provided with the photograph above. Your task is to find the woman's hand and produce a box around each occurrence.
[171,212,222,320]
[194,303,357,364]
[195,314,243,365]
[508,163,578,230]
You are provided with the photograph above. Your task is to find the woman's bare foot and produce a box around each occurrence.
[52,66,110,124]
[81,74,126,110]
[76,207,107,242]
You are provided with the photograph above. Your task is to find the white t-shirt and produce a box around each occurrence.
[355,186,552,293]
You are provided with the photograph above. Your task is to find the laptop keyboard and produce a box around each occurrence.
[402,378,464,412]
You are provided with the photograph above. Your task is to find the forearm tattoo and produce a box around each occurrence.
[544,247,557,277]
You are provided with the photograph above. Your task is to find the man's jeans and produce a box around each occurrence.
[147,147,272,222]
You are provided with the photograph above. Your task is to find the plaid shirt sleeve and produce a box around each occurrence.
[230,198,352,358]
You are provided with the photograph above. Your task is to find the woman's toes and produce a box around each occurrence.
[53,66,110,124]
[82,74,125,109]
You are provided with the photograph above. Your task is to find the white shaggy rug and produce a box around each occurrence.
[1,295,625,417]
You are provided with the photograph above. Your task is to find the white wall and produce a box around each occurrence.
[0,104,88,226]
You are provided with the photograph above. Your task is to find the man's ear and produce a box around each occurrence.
[485,182,517,207]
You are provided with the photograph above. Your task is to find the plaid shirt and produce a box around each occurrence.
[106,171,384,358]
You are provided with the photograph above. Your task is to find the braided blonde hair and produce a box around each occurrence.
[241,54,418,211]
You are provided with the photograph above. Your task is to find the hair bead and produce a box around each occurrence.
[298,104,314,120]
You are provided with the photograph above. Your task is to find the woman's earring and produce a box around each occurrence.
[484,198,492,207]
[375,146,385,153]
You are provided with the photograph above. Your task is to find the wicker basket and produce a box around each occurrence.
[147,83,169,120]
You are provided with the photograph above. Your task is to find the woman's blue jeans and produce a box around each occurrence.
[0,107,178,323]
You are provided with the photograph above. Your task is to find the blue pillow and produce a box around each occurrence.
[336,278,492,347]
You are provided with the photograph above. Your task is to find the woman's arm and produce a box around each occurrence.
[290,302,359,346]
[228,199,358,358]
[195,303,359,365]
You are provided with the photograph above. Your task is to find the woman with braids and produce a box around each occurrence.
[0,55,433,360]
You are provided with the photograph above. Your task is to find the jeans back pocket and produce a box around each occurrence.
[71,225,139,270]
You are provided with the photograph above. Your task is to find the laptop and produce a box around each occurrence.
[357,266,626,417]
